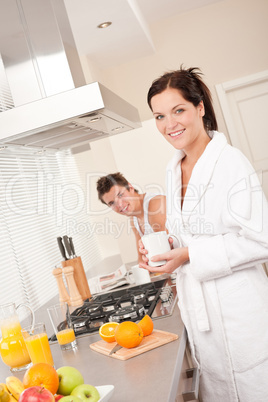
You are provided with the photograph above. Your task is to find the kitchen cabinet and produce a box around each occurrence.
[167,326,200,402]
[175,340,200,402]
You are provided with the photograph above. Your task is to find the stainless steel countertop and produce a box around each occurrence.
[0,256,187,401]
[0,306,186,402]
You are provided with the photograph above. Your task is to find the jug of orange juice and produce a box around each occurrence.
[0,302,34,372]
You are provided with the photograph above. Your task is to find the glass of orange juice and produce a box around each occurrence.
[47,304,77,351]
[22,322,54,366]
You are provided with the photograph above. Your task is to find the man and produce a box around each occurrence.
[96,172,166,262]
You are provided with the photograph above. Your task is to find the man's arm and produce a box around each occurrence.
[148,195,167,232]
[130,217,143,263]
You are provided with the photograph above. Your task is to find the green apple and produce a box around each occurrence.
[60,397,82,402]
[71,384,100,402]
[56,366,84,396]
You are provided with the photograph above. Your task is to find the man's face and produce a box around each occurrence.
[102,184,137,215]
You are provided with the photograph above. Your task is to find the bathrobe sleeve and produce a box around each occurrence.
[188,146,268,282]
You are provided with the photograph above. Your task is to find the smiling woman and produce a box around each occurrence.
[140,66,268,402]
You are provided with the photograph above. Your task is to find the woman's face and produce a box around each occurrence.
[150,87,206,152]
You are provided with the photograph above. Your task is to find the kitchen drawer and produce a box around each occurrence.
[175,341,201,402]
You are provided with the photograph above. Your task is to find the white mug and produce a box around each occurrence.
[142,231,181,267]
[126,265,151,285]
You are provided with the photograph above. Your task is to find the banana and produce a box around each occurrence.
[0,384,8,393]
[0,383,17,402]
[5,377,24,401]
[0,384,5,397]
[0,384,11,402]
[7,394,16,402]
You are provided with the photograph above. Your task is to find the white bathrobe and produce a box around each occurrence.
[165,131,268,402]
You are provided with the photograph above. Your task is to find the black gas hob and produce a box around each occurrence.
[50,277,177,341]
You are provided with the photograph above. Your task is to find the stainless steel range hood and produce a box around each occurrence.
[0,0,141,150]
[0,82,141,150]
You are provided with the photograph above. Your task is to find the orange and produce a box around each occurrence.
[138,314,154,336]
[115,321,143,348]
[99,322,119,343]
[23,363,59,395]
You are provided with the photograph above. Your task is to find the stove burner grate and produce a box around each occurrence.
[109,304,146,323]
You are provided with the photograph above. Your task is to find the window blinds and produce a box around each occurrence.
[0,54,14,112]
[0,147,102,312]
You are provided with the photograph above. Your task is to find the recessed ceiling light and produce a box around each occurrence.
[97,21,112,29]
[111,126,124,131]
[88,117,101,123]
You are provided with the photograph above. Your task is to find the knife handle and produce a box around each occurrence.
[57,237,67,260]
[63,235,72,258]
[69,237,76,258]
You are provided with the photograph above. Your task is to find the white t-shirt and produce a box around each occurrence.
[132,193,160,237]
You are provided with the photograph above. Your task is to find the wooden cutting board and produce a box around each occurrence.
[89,329,179,360]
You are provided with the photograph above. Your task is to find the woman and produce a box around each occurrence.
[139,67,268,401]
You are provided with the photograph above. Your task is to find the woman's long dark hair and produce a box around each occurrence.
[147,66,218,132]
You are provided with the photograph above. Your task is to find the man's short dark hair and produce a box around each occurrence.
[96,172,138,204]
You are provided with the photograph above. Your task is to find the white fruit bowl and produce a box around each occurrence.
[95,385,114,402]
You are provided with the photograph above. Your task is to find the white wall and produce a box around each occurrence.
[73,138,122,260]
[74,0,268,263]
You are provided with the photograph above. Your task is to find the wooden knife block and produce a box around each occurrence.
[61,256,92,300]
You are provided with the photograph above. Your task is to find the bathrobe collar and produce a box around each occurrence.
[169,131,228,218]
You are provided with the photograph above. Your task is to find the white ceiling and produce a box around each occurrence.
[64,0,222,69]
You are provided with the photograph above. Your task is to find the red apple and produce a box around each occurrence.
[55,396,64,401]
[19,386,54,402]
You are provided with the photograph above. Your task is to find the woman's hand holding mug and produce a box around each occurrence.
[139,231,189,274]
